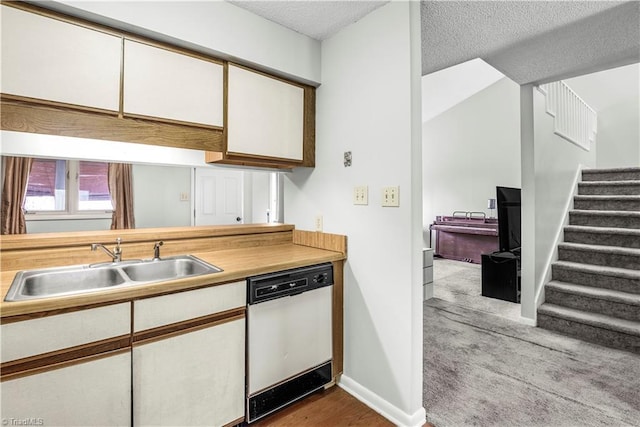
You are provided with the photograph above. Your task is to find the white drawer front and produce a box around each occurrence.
[134,281,246,332]
[1,303,130,363]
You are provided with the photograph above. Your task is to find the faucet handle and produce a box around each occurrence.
[115,238,122,254]
[153,241,164,260]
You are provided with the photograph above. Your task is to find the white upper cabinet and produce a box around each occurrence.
[123,40,224,127]
[0,5,121,111]
[227,64,304,161]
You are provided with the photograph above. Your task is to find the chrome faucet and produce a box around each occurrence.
[153,241,164,260]
[91,238,122,263]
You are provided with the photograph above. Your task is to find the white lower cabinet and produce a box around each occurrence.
[1,351,131,426]
[133,318,245,426]
[1,284,245,427]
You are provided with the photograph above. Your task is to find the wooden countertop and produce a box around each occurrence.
[1,243,345,319]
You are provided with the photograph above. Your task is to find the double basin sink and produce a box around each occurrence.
[4,255,222,302]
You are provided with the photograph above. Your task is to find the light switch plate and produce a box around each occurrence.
[353,185,368,205]
[382,186,400,207]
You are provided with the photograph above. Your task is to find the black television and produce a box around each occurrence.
[496,186,521,254]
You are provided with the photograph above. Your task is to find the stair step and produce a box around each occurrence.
[573,195,640,211]
[582,167,640,182]
[569,210,640,229]
[578,181,640,196]
[545,281,640,321]
[552,261,640,294]
[537,303,640,353]
[564,225,640,249]
[557,242,640,270]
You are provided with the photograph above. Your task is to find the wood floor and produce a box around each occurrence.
[251,386,393,427]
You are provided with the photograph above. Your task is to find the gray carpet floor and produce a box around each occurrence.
[432,258,521,322]
[424,298,640,426]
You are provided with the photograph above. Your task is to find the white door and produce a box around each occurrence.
[194,168,244,225]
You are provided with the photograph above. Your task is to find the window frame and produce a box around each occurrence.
[24,159,114,221]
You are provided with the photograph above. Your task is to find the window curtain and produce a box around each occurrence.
[108,163,135,230]
[1,156,33,235]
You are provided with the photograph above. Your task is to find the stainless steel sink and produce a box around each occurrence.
[7,265,129,301]
[4,255,222,302]
[121,255,222,282]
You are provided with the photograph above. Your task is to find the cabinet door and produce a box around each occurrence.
[0,5,121,111]
[1,303,130,363]
[133,319,245,426]
[133,281,245,332]
[227,64,304,161]
[1,351,131,426]
[123,40,224,127]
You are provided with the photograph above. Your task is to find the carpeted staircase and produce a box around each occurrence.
[537,167,640,354]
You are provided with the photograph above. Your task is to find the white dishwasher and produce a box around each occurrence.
[246,263,333,423]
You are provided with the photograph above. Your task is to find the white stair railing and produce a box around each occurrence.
[538,81,597,151]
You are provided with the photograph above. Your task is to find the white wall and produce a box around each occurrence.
[26,218,111,234]
[133,164,192,229]
[596,98,640,168]
[284,3,425,425]
[563,63,640,168]
[423,77,521,241]
[520,87,597,321]
[533,87,596,305]
[250,172,271,224]
[53,0,321,85]
[421,58,504,123]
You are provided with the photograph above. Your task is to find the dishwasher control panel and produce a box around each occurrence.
[247,263,333,305]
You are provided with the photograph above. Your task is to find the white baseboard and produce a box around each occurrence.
[338,374,426,427]
[519,316,537,326]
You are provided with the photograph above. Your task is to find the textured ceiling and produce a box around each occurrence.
[227,0,388,41]
[422,1,640,84]
[227,0,639,85]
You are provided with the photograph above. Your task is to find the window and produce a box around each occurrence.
[24,159,66,211]
[24,159,113,216]
[78,161,112,210]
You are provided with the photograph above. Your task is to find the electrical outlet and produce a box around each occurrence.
[353,185,368,205]
[315,215,323,232]
[382,186,400,207]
